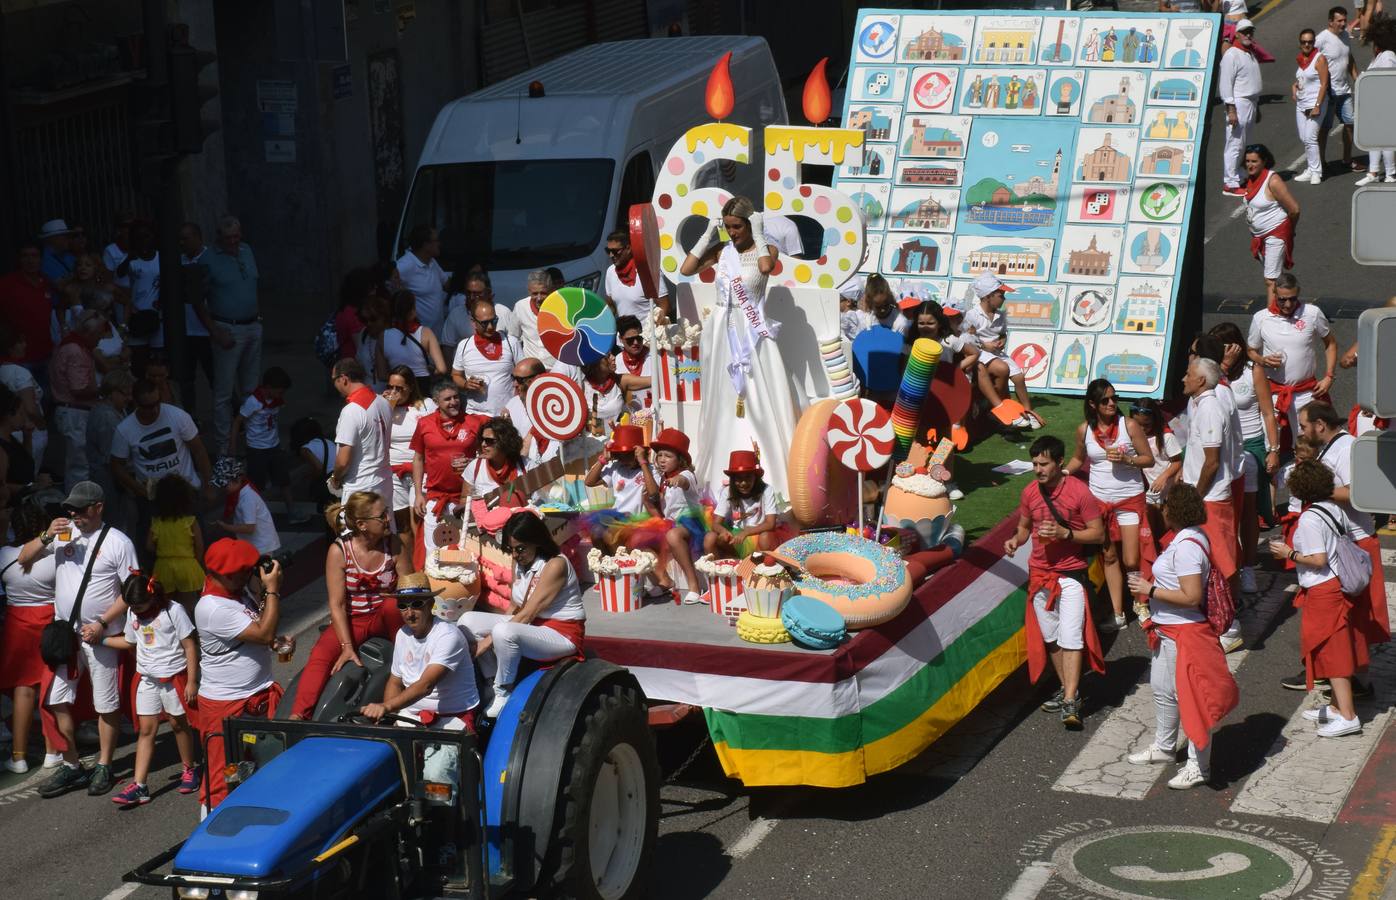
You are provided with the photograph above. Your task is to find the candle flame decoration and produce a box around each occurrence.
[705,51,735,120]
[802,57,831,126]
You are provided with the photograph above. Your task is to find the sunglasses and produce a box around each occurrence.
[506,543,532,556]
[396,596,432,611]
[513,374,537,384]
[605,246,625,257]
[479,436,497,446]
[1098,395,1118,404]
[384,384,407,393]
[622,335,645,345]
[473,316,499,327]
[1300,39,1315,45]
[1129,406,1155,417]
[63,504,92,517]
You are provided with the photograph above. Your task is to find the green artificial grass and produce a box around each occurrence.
[950,394,1084,543]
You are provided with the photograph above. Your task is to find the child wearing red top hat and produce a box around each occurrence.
[704,450,785,559]
[642,429,706,604]
[582,425,662,598]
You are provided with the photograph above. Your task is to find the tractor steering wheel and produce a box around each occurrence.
[341,711,426,728]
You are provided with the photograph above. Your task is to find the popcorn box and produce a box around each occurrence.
[705,573,744,617]
[597,572,643,613]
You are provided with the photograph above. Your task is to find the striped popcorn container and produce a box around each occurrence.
[597,572,643,613]
[706,572,744,617]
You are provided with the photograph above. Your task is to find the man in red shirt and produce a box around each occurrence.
[1004,435,1107,730]
[0,240,55,366]
[411,380,484,566]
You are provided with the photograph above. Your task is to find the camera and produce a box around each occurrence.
[258,551,291,574]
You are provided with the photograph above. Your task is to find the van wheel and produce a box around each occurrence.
[548,684,658,900]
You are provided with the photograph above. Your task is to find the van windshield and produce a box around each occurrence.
[401,159,616,267]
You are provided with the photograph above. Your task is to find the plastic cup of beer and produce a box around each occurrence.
[273,636,293,663]
[56,521,72,542]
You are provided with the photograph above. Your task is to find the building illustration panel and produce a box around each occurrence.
[1057,225,1124,285]
[881,232,952,277]
[1081,71,1146,125]
[1072,127,1140,184]
[839,144,895,180]
[1146,70,1205,108]
[959,120,1074,238]
[894,159,963,187]
[900,114,973,159]
[898,15,974,63]
[1038,17,1082,65]
[1112,276,1172,334]
[1093,334,1166,393]
[972,16,1041,65]
[1136,140,1194,180]
[1120,223,1181,276]
[888,187,960,233]
[1163,17,1215,69]
[950,235,1055,283]
[847,104,903,145]
[1002,283,1067,331]
[1049,333,1096,392]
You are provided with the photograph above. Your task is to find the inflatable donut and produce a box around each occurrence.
[736,610,791,644]
[739,533,912,630]
[787,399,858,528]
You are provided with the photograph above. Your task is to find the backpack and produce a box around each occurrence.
[1178,536,1235,637]
[1309,504,1373,596]
[313,314,339,367]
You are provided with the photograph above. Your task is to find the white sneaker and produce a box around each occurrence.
[1307,169,1324,184]
[681,591,705,606]
[42,752,64,769]
[3,757,27,774]
[1167,760,1208,790]
[1010,415,1033,429]
[1128,746,1173,765]
[1302,704,1337,723]
[948,484,965,501]
[1293,170,1315,184]
[1239,566,1257,594]
[485,689,511,719]
[1219,632,1244,654]
[1317,714,1362,738]
[1385,175,1396,183]
[1356,173,1381,187]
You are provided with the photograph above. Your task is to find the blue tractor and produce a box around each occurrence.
[125,638,659,899]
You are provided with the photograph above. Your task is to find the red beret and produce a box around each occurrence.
[205,538,261,576]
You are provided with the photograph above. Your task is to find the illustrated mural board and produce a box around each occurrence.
[838,10,1219,397]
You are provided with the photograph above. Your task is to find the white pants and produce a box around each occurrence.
[1149,634,1213,774]
[979,347,1023,379]
[1369,150,1396,178]
[135,673,187,716]
[1224,96,1257,188]
[47,640,121,714]
[1031,577,1086,650]
[1258,237,1286,280]
[458,611,578,688]
[1272,388,1314,434]
[1296,102,1325,177]
[54,406,89,489]
[391,472,413,512]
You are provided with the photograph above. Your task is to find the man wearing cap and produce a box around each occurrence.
[196,538,290,811]
[331,358,394,509]
[1219,19,1263,194]
[38,219,76,285]
[0,239,55,372]
[412,379,484,563]
[21,482,140,798]
[962,272,1045,429]
[362,573,479,782]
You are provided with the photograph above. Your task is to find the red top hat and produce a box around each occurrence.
[650,428,690,459]
[607,424,644,454]
[723,450,762,476]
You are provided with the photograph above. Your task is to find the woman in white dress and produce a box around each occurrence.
[679,196,799,502]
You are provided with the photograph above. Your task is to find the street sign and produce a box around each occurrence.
[1355,70,1396,151]
[1351,187,1396,265]
[1351,431,1396,514]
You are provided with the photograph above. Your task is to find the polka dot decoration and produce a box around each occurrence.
[650,122,752,283]
[762,125,866,292]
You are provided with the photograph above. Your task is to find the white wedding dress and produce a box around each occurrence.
[693,244,800,505]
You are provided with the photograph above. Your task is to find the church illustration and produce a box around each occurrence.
[1085,77,1138,124]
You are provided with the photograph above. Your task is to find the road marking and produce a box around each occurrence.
[728,815,779,859]
[1251,0,1287,21]
[1203,126,1345,246]
[1352,824,1396,900]
[1229,585,1396,822]
[98,883,140,900]
[1002,861,1056,900]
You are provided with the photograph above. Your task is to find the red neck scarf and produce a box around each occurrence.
[1297,48,1318,68]
[346,385,376,409]
[620,347,648,376]
[1092,415,1119,448]
[223,479,260,520]
[587,371,617,394]
[436,410,467,439]
[1231,36,1256,57]
[614,257,637,287]
[487,458,518,486]
[253,386,283,409]
[201,577,242,601]
[473,331,503,360]
[1243,167,1271,202]
[1268,295,1300,318]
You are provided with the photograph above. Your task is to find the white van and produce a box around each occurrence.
[397,35,786,306]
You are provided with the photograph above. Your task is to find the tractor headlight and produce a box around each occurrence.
[226,891,260,900]
[175,889,210,899]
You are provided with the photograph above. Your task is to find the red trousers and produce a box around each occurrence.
[290,603,403,718]
[200,682,284,809]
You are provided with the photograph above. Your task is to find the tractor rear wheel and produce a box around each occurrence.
[547,683,658,900]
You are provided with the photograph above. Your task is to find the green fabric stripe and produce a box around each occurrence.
[704,589,1027,754]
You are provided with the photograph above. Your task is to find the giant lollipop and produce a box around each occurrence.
[538,287,616,366]
[826,398,893,534]
[526,373,588,442]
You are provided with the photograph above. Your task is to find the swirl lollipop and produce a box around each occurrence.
[826,399,893,472]
[526,374,588,442]
[538,287,616,366]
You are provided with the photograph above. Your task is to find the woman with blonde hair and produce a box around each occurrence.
[289,490,412,719]
[679,195,800,500]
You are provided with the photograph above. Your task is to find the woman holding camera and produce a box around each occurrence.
[289,490,412,719]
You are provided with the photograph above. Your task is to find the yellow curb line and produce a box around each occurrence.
[1352,824,1396,900]
[1251,0,1287,22]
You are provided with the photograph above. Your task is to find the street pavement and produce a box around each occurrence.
[5,1,1395,897]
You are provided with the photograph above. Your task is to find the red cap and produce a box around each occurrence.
[607,424,644,454]
[650,428,690,458]
[204,538,261,576]
[724,450,763,476]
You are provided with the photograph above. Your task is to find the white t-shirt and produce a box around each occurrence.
[603,266,668,321]
[873,307,911,336]
[659,471,701,519]
[114,254,161,313]
[1142,429,1183,496]
[617,351,653,411]
[302,437,335,476]
[196,591,273,701]
[552,362,624,428]
[123,602,195,678]
[390,402,434,468]
[356,333,385,393]
[0,545,55,607]
[1228,365,1264,440]
[391,619,479,715]
[102,242,124,274]
[237,394,282,450]
[503,395,533,440]
[1181,391,1234,503]
[1293,502,1344,589]
[1247,304,1331,386]
[1213,382,1246,479]
[714,488,778,530]
[1319,431,1375,539]
[509,299,559,368]
[381,326,433,378]
[234,485,281,554]
[335,389,393,498]
[1372,50,1396,72]
[452,334,522,416]
[962,303,1006,348]
[1084,423,1146,502]
[511,556,585,621]
[0,363,39,404]
[1148,526,1209,625]
[112,404,202,488]
[52,525,140,636]
[1316,28,1354,95]
[600,459,646,516]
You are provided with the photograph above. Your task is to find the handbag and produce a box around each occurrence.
[39,526,111,669]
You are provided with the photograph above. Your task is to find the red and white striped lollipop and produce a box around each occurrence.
[826,398,894,472]
[526,373,588,442]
